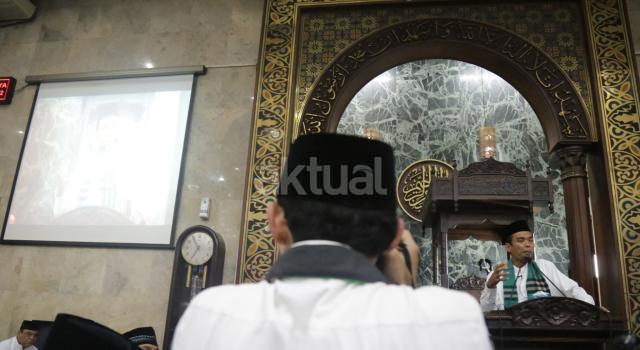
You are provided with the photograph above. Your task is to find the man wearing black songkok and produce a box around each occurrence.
[480,220,595,311]
[173,133,492,350]
[0,321,38,350]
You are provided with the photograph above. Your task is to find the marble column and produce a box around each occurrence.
[553,145,598,301]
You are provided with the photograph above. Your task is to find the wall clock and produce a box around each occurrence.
[163,225,225,349]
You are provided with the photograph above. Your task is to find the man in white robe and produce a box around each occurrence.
[173,133,492,350]
[0,321,38,350]
[480,220,594,311]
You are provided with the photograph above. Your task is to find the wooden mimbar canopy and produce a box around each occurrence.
[422,158,553,287]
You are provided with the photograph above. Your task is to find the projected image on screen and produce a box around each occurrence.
[3,75,194,245]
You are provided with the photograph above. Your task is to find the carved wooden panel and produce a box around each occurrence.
[510,298,599,328]
[451,275,486,290]
[459,158,526,176]
[459,177,528,195]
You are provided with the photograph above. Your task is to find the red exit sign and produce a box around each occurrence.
[0,77,17,105]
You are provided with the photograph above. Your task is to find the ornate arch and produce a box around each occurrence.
[240,0,639,334]
[298,18,595,151]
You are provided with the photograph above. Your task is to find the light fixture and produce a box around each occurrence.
[479,68,497,160]
[363,127,383,141]
[479,127,497,159]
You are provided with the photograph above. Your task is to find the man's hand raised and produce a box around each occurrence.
[486,262,508,289]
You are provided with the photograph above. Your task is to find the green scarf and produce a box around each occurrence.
[503,259,550,309]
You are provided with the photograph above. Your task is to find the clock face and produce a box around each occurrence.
[181,231,214,265]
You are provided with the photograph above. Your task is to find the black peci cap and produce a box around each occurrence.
[278,133,397,214]
[20,321,38,331]
[123,327,158,346]
[498,220,532,244]
[44,314,136,350]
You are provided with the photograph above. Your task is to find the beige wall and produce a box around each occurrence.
[0,0,263,345]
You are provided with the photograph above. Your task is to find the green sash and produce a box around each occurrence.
[503,259,550,309]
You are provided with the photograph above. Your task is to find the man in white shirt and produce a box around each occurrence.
[480,220,595,311]
[0,321,38,350]
[173,133,492,350]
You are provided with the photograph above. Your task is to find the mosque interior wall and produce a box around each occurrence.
[0,0,263,344]
[0,0,638,344]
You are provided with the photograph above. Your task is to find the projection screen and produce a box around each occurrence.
[2,74,194,245]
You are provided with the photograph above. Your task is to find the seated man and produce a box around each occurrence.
[173,133,492,349]
[0,321,38,350]
[124,327,159,350]
[480,220,595,311]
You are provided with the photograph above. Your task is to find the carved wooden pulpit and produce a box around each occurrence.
[422,159,626,348]
[486,297,625,349]
[421,158,553,288]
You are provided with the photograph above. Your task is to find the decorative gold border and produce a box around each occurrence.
[290,0,395,141]
[585,0,640,333]
[235,0,291,283]
[296,17,594,146]
[239,5,639,338]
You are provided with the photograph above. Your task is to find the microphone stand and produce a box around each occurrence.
[524,257,568,298]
